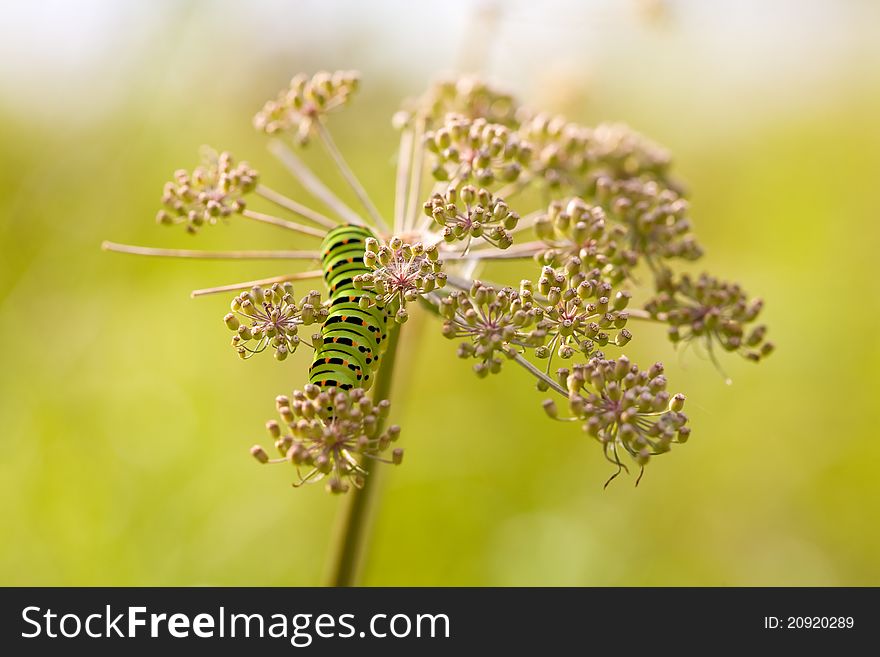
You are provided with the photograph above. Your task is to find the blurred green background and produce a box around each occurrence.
[1,0,878,586]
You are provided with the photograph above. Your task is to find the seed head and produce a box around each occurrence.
[396,75,520,128]
[227,283,327,361]
[518,113,594,189]
[354,237,446,319]
[595,176,702,265]
[424,185,518,250]
[157,149,258,234]
[439,283,537,377]
[523,264,632,361]
[253,70,360,144]
[646,272,773,363]
[584,122,673,184]
[535,197,638,284]
[252,386,402,494]
[424,115,530,187]
[555,356,690,484]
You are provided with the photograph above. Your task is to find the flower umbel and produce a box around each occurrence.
[545,356,689,485]
[646,272,773,363]
[225,283,327,361]
[425,184,518,250]
[398,75,520,127]
[425,115,530,187]
[440,283,536,377]
[251,386,403,494]
[253,70,360,144]
[535,197,637,284]
[595,176,702,267]
[106,70,775,490]
[354,237,447,322]
[157,150,258,234]
[525,263,632,363]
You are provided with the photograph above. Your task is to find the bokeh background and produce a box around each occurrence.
[1,0,878,586]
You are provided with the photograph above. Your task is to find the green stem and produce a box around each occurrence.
[324,325,401,587]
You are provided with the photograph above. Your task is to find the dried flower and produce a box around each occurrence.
[251,386,402,494]
[156,150,258,233]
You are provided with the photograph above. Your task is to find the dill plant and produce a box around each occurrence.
[104,72,772,585]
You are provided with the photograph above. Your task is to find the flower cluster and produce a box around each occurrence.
[354,237,446,322]
[535,197,637,284]
[595,176,702,266]
[583,122,673,184]
[425,185,518,250]
[225,284,327,361]
[524,264,632,362]
[250,386,402,494]
[114,70,775,490]
[253,70,360,143]
[515,116,673,193]
[156,151,258,234]
[439,283,535,377]
[545,357,689,482]
[518,113,593,189]
[425,115,530,187]
[646,272,773,362]
[398,75,519,127]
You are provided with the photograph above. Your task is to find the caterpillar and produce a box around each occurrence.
[309,224,389,391]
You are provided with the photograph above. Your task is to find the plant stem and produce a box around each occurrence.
[101,241,318,260]
[267,139,365,226]
[325,325,401,587]
[393,127,414,233]
[255,184,338,229]
[315,120,388,233]
[241,209,326,238]
[502,345,569,396]
[190,270,323,298]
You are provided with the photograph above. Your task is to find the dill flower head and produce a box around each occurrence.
[424,184,518,250]
[595,176,702,265]
[398,74,520,127]
[439,283,536,377]
[354,236,447,322]
[225,284,327,361]
[253,70,360,143]
[251,386,403,494]
[156,150,258,234]
[584,122,673,183]
[524,262,632,361]
[425,114,530,186]
[646,271,773,362]
[546,356,689,483]
[108,70,775,494]
[518,112,593,189]
[535,197,637,284]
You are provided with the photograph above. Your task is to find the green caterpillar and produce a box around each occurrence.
[309,224,389,390]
